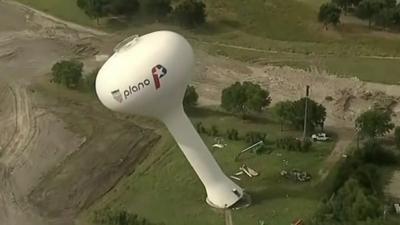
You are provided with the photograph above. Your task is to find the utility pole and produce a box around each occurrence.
[303,85,310,141]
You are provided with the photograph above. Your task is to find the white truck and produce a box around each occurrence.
[311,133,330,142]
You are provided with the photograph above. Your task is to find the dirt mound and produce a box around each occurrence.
[193,54,400,128]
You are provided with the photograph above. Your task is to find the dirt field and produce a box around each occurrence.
[1,1,400,224]
[0,1,159,225]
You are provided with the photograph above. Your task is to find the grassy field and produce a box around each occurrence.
[14,0,400,84]
[16,0,94,26]
[79,107,335,225]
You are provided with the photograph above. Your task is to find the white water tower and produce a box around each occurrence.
[96,31,244,208]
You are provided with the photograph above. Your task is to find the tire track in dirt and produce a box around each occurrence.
[0,83,43,225]
[1,84,18,155]
[2,83,38,170]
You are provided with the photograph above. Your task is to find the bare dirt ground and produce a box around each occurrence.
[1,1,400,224]
[0,1,159,225]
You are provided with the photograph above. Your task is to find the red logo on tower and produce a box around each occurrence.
[152,65,167,90]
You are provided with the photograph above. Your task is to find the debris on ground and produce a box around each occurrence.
[281,169,312,182]
[73,43,99,57]
[292,219,304,225]
[232,164,259,179]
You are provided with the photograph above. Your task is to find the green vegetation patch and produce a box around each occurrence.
[82,108,335,225]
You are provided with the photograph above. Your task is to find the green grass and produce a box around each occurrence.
[204,44,400,84]
[16,0,94,26]
[80,108,335,225]
[15,0,400,84]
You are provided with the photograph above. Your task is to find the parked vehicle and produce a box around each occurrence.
[311,133,330,142]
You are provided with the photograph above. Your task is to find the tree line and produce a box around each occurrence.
[319,0,400,29]
[77,0,207,28]
[51,60,400,151]
[312,108,400,225]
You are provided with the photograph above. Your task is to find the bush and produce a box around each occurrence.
[360,140,398,165]
[173,0,206,28]
[195,122,206,134]
[226,128,239,140]
[276,136,312,152]
[51,60,83,89]
[144,0,172,21]
[183,85,198,107]
[245,131,266,144]
[93,208,160,225]
[210,125,219,137]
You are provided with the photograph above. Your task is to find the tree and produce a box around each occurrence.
[374,8,396,28]
[356,0,385,28]
[395,127,400,149]
[77,0,109,24]
[227,128,239,140]
[144,0,172,21]
[211,125,219,136]
[173,0,206,28]
[221,81,271,117]
[355,109,394,138]
[333,0,351,14]
[394,5,400,26]
[245,131,266,144]
[275,98,326,132]
[324,178,382,223]
[319,3,342,29]
[383,0,397,8]
[108,0,140,17]
[275,101,294,131]
[77,0,140,23]
[183,85,199,107]
[51,60,83,89]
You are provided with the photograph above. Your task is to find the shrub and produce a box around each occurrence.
[210,125,219,137]
[360,140,398,165]
[195,122,206,134]
[245,131,266,144]
[183,85,198,107]
[276,136,302,152]
[173,0,206,28]
[51,60,83,89]
[226,128,239,140]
